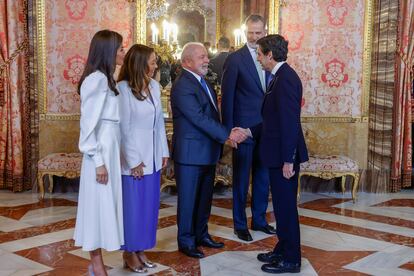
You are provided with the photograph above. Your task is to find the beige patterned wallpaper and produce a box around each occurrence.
[280,0,366,117]
[303,122,368,169]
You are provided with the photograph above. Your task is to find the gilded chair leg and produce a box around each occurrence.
[341,175,346,194]
[297,174,302,202]
[38,174,45,199]
[48,174,54,194]
[352,174,360,203]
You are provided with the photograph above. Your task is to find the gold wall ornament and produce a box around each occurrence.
[146,0,170,20]
[153,42,175,64]
[362,0,374,118]
[216,0,221,43]
[135,0,147,44]
[170,0,212,17]
[267,0,280,35]
[37,0,47,117]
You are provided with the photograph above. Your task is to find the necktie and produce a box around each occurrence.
[200,77,217,110]
[267,74,275,88]
[254,49,266,92]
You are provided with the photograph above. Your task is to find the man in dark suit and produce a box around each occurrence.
[221,14,275,241]
[253,34,309,273]
[209,37,230,84]
[171,42,248,258]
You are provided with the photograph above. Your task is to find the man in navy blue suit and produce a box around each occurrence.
[252,35,308,273]
[171,42,249,258]
[221,14,275,241]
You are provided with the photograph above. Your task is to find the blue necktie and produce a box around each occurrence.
[200,77,209,93]
[200,78,217,110]
[267,74,275,88]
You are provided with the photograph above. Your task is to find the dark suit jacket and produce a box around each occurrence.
[209,51,230,84]
[170,69,229,165]
[221,45,270,144]
[252,63,309,167]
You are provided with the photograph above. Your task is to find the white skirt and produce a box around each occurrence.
[74,121,124,251]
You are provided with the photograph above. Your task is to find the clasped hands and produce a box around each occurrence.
[131,157,168,179]
[226,127,251,148]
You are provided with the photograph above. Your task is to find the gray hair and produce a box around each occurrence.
[244,14,266,26]
[181,42,205,63]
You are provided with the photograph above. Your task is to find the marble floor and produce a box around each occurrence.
[1,189,414,275]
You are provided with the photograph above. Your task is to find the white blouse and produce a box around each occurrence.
[117,79,169,175]
[78,71,120,168]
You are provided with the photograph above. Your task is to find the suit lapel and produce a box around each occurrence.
[261,63,289,115]
[205,79,218,108]
[239,45,263,92]
[265,63,288,94]
[266,75,278,94]
[182,70,219,115]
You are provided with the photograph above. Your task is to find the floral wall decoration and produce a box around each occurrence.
[45,0,134,114]
[280,0,365,117]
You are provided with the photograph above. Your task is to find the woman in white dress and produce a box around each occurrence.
[73,30,125,276]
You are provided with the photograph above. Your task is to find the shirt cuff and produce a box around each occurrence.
[92,153,104,168]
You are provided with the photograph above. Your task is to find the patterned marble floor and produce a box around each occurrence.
[1,189,414,275]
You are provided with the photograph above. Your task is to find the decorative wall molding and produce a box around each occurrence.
[37,0,136,121]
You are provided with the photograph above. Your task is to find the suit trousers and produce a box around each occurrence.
[232,141,270,230]
[269,164,301,264]
[175,162,216,249]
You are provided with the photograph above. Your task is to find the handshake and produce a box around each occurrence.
[226,127,251,148]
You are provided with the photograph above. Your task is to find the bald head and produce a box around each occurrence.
[181,42,209,76]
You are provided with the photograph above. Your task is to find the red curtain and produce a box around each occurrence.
[391,0,414,191]
[0,0,32,191]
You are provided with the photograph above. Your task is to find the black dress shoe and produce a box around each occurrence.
[261,261,301,274]
[179,247,205,258]
[257,251,283,263]
[234,229,253,241]
[198,237,224,248]
[252,224,276,235]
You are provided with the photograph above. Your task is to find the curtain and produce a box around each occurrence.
[366,0,398,193]
[0,0,32,191]
[390,0,414,191]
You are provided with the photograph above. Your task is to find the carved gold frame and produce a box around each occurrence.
[37,0,373,122]
[36,0,143,121]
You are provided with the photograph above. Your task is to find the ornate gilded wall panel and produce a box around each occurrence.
[37,0,135,121]
[267,0,280,34]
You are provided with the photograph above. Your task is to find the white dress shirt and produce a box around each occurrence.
[271,61,286,75]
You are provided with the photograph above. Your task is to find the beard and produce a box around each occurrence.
[247,41,258,49]
[198,65,209,76]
